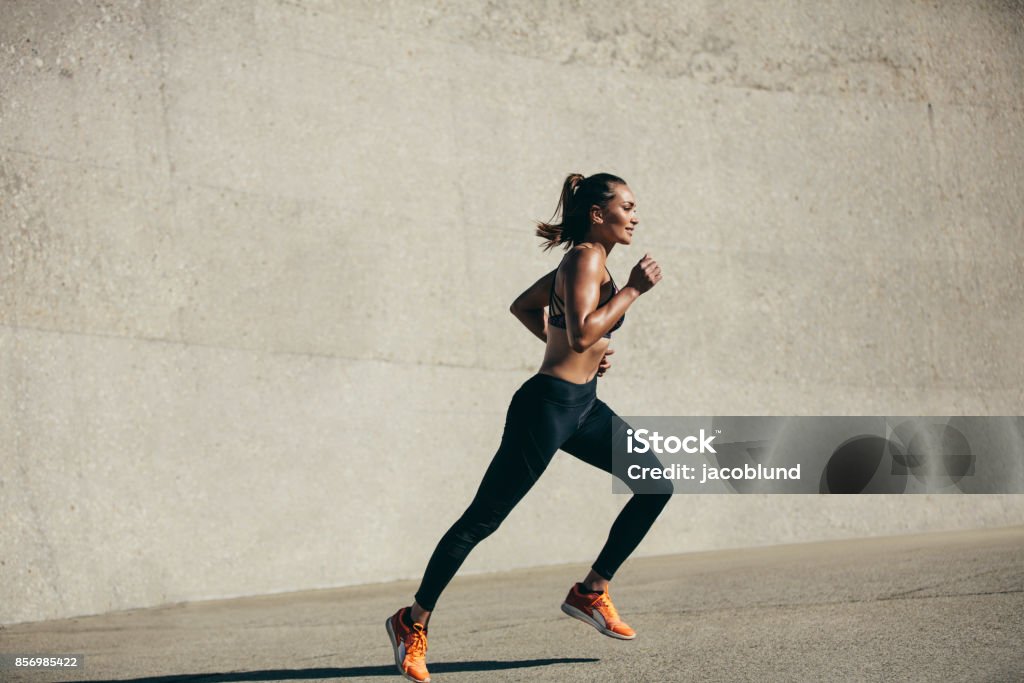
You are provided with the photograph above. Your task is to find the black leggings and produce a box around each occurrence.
[414,373,672,611]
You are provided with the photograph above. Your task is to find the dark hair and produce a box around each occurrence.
[535,172,626,251]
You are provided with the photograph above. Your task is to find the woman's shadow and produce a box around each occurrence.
[73,657,600,682]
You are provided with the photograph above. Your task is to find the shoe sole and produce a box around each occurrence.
[384,617,431,683]
[560,602,636,640]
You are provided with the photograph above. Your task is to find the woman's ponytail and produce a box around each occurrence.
[535,172,625,252]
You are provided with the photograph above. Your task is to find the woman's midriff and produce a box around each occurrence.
[538,333,610,385]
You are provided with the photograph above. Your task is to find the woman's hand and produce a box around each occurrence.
[510,268,557,342]
[596,347,615,377]
[627,253,662,294]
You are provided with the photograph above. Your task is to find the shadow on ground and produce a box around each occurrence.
[73,657,600,682]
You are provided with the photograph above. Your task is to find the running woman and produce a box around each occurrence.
[385,172,672,682]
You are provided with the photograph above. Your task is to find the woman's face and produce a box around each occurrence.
[593,184,639,245]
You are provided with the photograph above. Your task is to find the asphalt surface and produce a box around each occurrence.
[2,526,1022,683]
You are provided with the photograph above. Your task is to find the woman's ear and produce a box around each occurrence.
[589,204,604,224]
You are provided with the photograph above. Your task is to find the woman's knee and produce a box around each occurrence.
[454,500,512,543]
[632,481,673,511]
[623,474,674,498]
[648,478,675,498]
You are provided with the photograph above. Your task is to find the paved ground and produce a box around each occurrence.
[2,526,1022,683]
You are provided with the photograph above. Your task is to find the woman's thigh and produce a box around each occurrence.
[559,398,619,473]
[469,383,591,509]
[560,399,672,493]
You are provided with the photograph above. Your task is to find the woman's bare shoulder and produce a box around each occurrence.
[565,243,606,272]
[561,244,606,284]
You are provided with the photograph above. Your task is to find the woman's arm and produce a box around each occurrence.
[563,249,636,352]
[564,249,660,353]
[510,268,556,342]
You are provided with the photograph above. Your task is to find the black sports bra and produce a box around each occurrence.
[548,267,625,339]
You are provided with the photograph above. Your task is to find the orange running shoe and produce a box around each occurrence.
[560,582,637,640]
[385,607,431,682]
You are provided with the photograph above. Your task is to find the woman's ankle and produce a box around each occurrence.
[582,569,610,594]
[410,601,431,626]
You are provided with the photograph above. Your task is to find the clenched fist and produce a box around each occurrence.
[626,253,662,294]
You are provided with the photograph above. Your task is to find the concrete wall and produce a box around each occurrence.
[2,0,1022,625]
